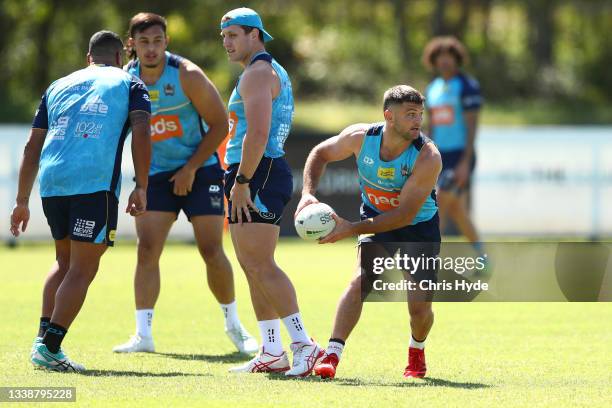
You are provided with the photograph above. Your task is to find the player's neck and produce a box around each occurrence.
[139,57,166,85]
[241,46,266,68]
[381,128,411,159]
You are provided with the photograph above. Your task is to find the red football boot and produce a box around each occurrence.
[313,352,339,379]
[403,347,426,378]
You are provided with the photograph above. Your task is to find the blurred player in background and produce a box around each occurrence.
[422,36,484,257]
[113,12,257,355]
[10,31,151,371]
[297,85,442,379]
[220,8,323,376]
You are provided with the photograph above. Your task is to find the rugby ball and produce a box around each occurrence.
[294,203,336,240]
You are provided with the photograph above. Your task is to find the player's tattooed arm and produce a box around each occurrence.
[129,110,151,190]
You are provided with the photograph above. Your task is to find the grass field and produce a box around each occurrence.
[1,239,611,407]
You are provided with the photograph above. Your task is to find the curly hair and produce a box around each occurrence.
[422,36,469,71]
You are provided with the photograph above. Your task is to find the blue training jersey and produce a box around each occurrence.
[33,64,150,198]
[357,123,438,225]
[225,51,294,165]
[425,73,482,152]
[126,52,219,175]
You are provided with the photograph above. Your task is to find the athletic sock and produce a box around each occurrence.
[281,312,311,344]
[258,319,283,355]
[42,323,67,354]
[136,309,154,338]
[38,317,51,338]
[326,338,345,360]
[220,301,241,330]
[410,335,426,350]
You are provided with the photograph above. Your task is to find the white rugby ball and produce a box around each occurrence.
[294,203,336,240]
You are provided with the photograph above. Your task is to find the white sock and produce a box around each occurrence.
[281,312,311,344]
[220,301,241,330]
[258,319,283,355]
[410,335,425,350]
[136,309,154,338]
[326,340,344,359]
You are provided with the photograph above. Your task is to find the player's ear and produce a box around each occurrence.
[86,53,92,66]
[383,108,393,123]
[165,35,170,47]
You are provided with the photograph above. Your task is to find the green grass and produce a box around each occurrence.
[1,239,611,407]
[293,99,612,134]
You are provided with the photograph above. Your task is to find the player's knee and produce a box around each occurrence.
[410,304,433,322]
[240,259,275,280]
[198,242,224,263]
[137,239,163,264]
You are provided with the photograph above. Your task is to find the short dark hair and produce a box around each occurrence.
[422,36,469,71]
[128,12,167,38]
[383,85,425,111]
[241,25,265,43]
[88,30,123,57]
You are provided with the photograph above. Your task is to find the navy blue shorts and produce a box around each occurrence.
[42,191,118,246]
[358,204,441,244]
[224,157,293,225]
[358,204,440,286]
[438,149,476,193]
[147,165,225,220]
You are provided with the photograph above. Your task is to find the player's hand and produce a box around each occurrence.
[318,213,356,244]
[454,159,470,189]
[126,187,147,217]
[294,193,319,218]
[170,167,197,196]
[9,203,30,237]
[229,183,259,224]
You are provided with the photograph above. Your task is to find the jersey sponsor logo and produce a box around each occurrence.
[228,111,238,139]
[73,218,95,238]
[209,185,221,193]
[431,105,454,126]
[363,156,374,166]
[79,95,109,116]
[148,90,159,102]
[401,164,410,178]
[364,185,401,212]
[48,116,70,140]
[74,121,103,139]
[377,167,395,179]
[150,114,183,142]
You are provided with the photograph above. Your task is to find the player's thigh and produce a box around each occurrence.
[68,240,107,275]
[135,211,175,256]
[54,237,71,271]
[229,223,279,266]
[191,215,225,255]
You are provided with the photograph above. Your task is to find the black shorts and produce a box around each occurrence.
[41,191,118,246]
[358,204,441,244]
[224,157,293,225]
[147,165,225,220]
[438,149,476,194]
[358,204,440,287]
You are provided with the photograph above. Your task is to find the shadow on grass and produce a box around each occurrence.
[155,351,251,364]
[266,373,491,389]
[80,369,211,378]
